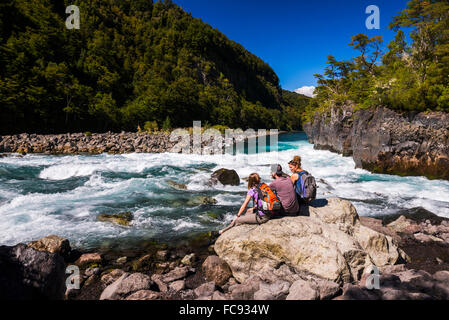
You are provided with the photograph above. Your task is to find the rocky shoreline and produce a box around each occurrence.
[2,198,449,300]
[303,106,449,180]
[0,132,176,155]
[0,130,280,156]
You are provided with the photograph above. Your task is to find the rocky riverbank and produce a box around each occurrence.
[0,132,176,155]
[0,130,279,156]
[303,105,449,180]
[2,198,449,300]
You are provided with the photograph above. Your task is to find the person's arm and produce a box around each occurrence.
[269,181,277,193]
[237,194,252,217]
[291,173,299,184]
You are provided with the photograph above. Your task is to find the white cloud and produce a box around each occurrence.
[294,86,316,98]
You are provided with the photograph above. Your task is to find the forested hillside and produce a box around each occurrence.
[304,0,449,122]
[0,0,308,134]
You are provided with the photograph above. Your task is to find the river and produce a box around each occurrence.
[1,132,448,249]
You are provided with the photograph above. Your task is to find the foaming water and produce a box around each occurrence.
[1,132,448,249]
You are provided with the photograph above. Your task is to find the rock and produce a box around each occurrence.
[254,280,290,300]
[303,105,449,180]
[125,290,160,300]
[433,270,449,283]
[133,254,152,271]
[27,235,71,257]
[308,198,359,234]
[84,274,98,287]
[387,216,421,234]
[75,253,102,266]
[314,279,341,300]
[378,264,407,274]
[395,269,435,294]
[360,217,400,241]
[202,255,233,287]
[210,168,240,186]
[169,280,186,292]
[194,281,216,298]
[433,282,449,299]
[101,269,125,286]
[337,284,380,300]
[98,212,133,226]
[215,198,404,284]
[100,273,153,300]
[188,196,218,206]
[181,253,196,266]
[212,291,228,300]
[229,276,262,300]
[162,266,193,283]
[380,288,412,300]
[156,250,169,260]
[116,257,127,264]
[167,180,188,190]
[413,233,444,243]
[286,279,319,300]
[85,267,100,277]
[0,244,66,300]
[151,274,168,292]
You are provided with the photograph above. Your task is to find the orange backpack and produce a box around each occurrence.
[256,183,282,216]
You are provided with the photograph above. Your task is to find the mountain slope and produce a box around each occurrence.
[0,0,307,134]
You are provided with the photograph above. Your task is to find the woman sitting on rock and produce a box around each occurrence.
[219,173,270,234]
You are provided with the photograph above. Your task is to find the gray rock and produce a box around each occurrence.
[337,284,380,300]
[181,253,195,266]
[169,280,186,292]
[194,281,216,298]
[101,269,125,286]
[314,279,341,300]
[286,279,319,300]
[254,280,290,300]
[162,266,193,283]
[212,291,228,300]
[0,244,66,300]
[27,235,71,257]
[100,273,153,300]
[202,255,233,287]
[151,274,168,292]
[433,270,449,283]
[125,290,160,300]
[210,169,240,186]
[229,276,262,300]
[303,105,449,180]
[395,269,434,294]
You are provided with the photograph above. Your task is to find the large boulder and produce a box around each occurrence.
[27,235,71,258]
[0,244,66,300]
[210,169,240,186]
[215,198,407,284]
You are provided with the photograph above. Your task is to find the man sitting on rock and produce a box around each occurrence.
[269,164,300,216]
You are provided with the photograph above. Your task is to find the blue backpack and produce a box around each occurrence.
[294,171,317,203]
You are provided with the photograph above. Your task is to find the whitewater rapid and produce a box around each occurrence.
[0,133,448,249]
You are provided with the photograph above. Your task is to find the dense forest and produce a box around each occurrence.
[304,0,449,122]
[0,0,309,134]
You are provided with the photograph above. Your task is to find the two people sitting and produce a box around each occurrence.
[220,155,314,234]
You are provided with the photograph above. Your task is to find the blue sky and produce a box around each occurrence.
[173,0,409,92]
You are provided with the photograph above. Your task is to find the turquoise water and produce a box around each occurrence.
[1,132,448,249]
